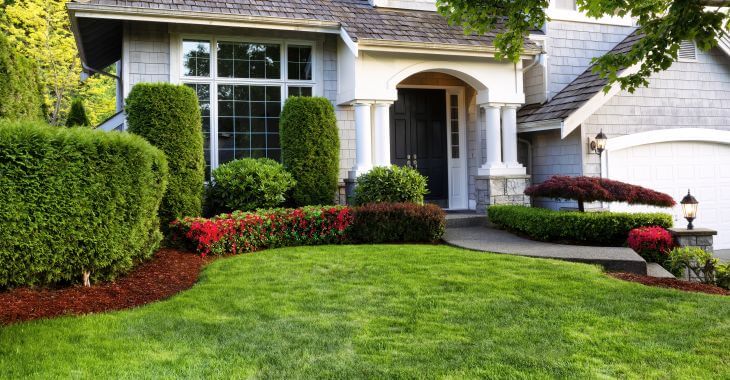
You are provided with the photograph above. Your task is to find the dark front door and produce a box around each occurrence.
[390,89,448,205]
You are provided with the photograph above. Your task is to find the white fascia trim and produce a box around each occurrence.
[546,8,634,26]
[67,4,342,34]
[517,119,562,133]
[606,128,730,152]
[356,38,541,59]
[339,28,359,58]
[561,62,641,138]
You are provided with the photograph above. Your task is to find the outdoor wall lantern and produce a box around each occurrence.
[680,190,698,230]
[589,129,608,156]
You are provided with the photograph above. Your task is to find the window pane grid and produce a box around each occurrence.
[184,83,212,179]
[450,95,459,159]
[217,42,281,79]
[287,45,312,80]
[183,40,211,77]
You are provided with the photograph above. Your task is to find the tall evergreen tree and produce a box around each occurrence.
[65,98,91,127]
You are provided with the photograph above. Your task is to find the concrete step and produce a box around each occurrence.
[445,213,487,228]
[647,263,675,278]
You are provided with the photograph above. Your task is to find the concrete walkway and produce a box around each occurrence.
[444,226,648,274]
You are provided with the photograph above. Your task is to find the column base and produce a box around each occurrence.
[475,174,531,214]
[348,166,372,180]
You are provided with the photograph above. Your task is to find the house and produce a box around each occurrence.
[68,0,730,249]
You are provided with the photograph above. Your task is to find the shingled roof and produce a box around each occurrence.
[517,30,642,125]
[71,0,539,50]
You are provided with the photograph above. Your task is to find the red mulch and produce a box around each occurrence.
[0,248,206,325]
[610,272,730,296]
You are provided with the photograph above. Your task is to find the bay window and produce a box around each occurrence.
[180,36,315,178]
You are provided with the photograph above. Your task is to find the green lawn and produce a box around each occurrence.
[1,245,728,379]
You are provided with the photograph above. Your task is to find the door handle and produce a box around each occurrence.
[406,154,412,168]
[413,154,418,169]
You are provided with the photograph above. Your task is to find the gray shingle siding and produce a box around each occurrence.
[546,21,634,99]
[525,128,582,209]
[581,46,730,177]
[126,22,170,88]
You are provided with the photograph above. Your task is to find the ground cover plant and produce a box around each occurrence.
[350,202,444,243]
[0,119,167,287]
[0,245,728,378]
[488,205,673,246]
[525,175,676,212]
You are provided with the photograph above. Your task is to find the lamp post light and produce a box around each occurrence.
[680,190,698,230]
[594,129,607,156]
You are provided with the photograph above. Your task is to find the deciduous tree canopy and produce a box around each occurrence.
[438,0,730,92]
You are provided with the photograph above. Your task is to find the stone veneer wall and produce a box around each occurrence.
[475,175,531,213]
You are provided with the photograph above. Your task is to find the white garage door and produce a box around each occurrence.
[608,141,730,249]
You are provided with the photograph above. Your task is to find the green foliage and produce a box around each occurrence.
[0,119,168,287]
[352,166,428,206]
[2,245,730,378]
[488,205,673,246]
[280,97,340,206]
[351,203,445,243]
[666,246,721,284]
[126,83,205,232]
[208,158,296,213]
[716,262,730,290]
[65,98,90,127]
[0,32,43,120]
[437,0,730,92]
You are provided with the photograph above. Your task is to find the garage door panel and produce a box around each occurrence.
[609,141,730,249]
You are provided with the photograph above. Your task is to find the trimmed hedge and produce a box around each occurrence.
[207,158,296,213]
[280,97,340,206]
[171,207,353,256]
[488,205,673,246]
[352,165,428,205]
[0,33,44,120]
[171,203,445,255]
[350,203,445,243]
[0,120,168,287]
[126,83,205,231]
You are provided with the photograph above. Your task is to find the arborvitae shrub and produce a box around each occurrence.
[125,83,205,232]
[280,97,340,206]
[0,33,44,120]
[66,98,91,127]
[0,119,168,287]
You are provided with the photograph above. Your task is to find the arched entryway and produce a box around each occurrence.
[391,72,473,209]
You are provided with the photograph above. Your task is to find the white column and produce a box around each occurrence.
[483,104,504,169]
[372,102,392,167]
[351,102,373,177]
[501,105,519,167]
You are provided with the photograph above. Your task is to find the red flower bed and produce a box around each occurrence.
[171,206,354,256]
[627,226,676,262]
[525,175,676,211]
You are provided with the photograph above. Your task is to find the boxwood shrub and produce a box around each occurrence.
[352,165,428,206]
[280,97,339,206]
[207,158,296,214]
[488,205,673,246]
[351,202,445,243]
[126,83,205,230]
[0,120,168,287]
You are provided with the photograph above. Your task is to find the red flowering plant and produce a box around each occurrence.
[170,206,354,257]
[627,226,676,262]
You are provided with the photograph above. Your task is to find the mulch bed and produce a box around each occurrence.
[0,249,206,325]
[610,272,730,296]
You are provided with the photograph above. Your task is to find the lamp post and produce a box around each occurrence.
[594,129,607,156]
[680,190,698,230]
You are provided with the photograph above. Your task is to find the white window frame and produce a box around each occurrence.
[171,34,319,172]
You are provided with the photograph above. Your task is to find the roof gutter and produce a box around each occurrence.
[66,3,342,34]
